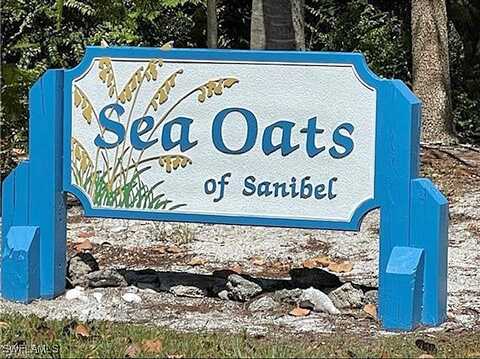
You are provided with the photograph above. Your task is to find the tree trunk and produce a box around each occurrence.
[207,0,218,48]
[412,0,455,143]
[250,0,266,49]
[250,0,305,50]
[291,0,305,50]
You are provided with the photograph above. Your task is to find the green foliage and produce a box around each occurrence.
[449,22,480,142]
[218,0,252,49]
[306,0,410,82]
[306,0,479,144]
[0,0,202,178]
[447,0,480,143]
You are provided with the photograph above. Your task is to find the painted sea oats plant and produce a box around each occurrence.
[71,56,238,210]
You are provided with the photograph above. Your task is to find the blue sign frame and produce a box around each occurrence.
[1,47,449,331]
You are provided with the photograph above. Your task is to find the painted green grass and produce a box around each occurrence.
[76,167,186,210]
[91,168,168,209]
[1,314,479,358]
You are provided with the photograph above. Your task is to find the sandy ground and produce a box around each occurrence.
[1,145,479,335]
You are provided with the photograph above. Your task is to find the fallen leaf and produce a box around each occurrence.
[289,307,311,317]
[0,321,9,329]
[125,344,140,358]
[74,323,90,337]
[74,239,93,252]
[302,258,318,269]
[418,355,434,359]
[142,339,163,354]
[188,257,207,266]
[363,304,377,319]
[316,256,334,267]
[302,256,333,269]
[166,245,181,254]
[78,231,95,239]
[328,261,353,273]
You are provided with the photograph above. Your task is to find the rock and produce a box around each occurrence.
[125,285,139,293]
[289,268,341,289]
[92,292,103,303]
[217,290,230,300]
[169,285,208,298]
[157,272,223,294]
[225,274,262,301]
[136,282,160,291]
[67,253,99,287]
[65,287,88,302]
[364,289,378,304]
[111,226,127,233]
[248,296,279,312]
[122,292,142,303]
[87,269,127,288]
[328,283,364,309]
[272,288,303,304]
[299,287,340,314]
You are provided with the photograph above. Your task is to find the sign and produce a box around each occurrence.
[1,47,449,332]
[68,53,376,227]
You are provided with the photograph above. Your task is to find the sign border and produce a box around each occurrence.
[63,46,387,231]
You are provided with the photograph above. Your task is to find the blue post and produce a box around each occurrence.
[377,81,449,330]
[410,178,449,325]
[377,80,422,329]
[383,246,425,330]
[0,70,66,302]
[2,226,40,302]
[28,70,67,299]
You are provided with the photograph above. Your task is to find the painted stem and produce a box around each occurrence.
[109,65,149,188]
[129,87,201,178]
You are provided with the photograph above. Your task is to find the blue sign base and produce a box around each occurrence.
[1,70,67,300]
[0,49,449,331]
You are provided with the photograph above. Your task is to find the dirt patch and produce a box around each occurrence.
[420,145,480,200]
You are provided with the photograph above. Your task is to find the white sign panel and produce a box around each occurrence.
[68,52,376,225]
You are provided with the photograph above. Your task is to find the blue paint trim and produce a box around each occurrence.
[63,47,383,231]
[410,178,449,326]
[1,226,41,303]
[383,246,425,331]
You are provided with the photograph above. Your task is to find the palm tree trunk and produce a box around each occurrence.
[291,0,305,50]
[412,0,455,143]
[207,0,218,48]
[250,0,305,50]
[250,0,266,49]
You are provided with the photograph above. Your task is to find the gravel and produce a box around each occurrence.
[1,187,479,334]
